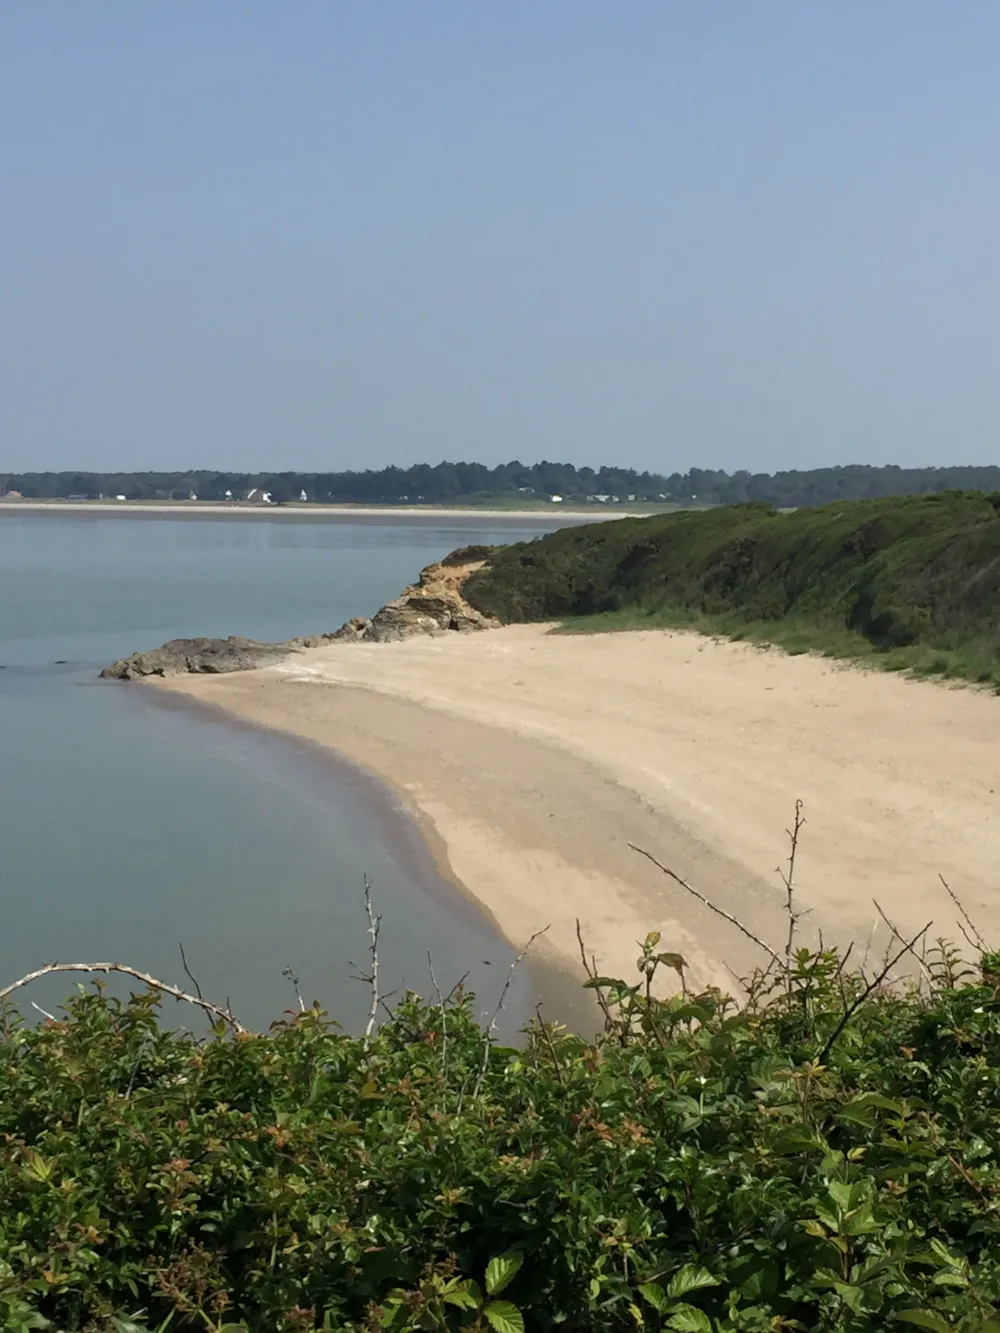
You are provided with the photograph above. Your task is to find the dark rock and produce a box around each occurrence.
[101,636,296,681]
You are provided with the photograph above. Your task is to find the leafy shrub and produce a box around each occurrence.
[3,931,1000,1332]
[463,492,1000,679]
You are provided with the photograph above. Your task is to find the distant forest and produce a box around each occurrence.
[4,461,1000,507]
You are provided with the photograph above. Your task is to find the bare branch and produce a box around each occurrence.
[817,921,933,1065]
[178,942,204,1002]
[872,900,933,984]
[534,1003,565,1086]
[939,873,990,954]
[860,914,878,982]
[628,843,782,966]
[444,971,471,1005]
[282,966,306,1013]
[0,963,247,1034]
[427,950,447,1081]
[363,875,381,1042]
[471,925,549,1102]
[575,917,622,1041]
[775,799,806,974]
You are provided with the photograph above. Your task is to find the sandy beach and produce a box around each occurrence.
[157,626,1000,994]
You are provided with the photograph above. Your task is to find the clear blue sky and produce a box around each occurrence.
[2,2,998,474]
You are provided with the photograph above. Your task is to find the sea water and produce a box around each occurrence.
[0,511,579,1033]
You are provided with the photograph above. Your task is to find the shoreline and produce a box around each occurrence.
[0,500,651,522]
[150,624,1000,993]
[140,679,596,1032]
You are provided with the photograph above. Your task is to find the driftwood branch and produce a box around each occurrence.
[0,963,247,1034]
[628,843,783,966]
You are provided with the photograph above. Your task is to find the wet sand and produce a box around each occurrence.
[156,625,1000,992]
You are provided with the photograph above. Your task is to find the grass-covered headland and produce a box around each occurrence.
[3,932,1000,1332]
[463,490,1000,685]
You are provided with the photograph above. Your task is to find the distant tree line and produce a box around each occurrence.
[4,460,1000,507]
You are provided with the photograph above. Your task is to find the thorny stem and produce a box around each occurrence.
[777,799,806,984]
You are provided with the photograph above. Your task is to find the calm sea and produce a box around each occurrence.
[0,511,581,1034]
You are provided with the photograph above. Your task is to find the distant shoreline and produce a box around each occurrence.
[0,500,649,522]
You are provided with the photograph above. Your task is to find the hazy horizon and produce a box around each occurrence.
[3,4,999,475]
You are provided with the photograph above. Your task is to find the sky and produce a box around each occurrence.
[1,3,998,475]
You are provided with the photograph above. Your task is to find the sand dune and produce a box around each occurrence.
[158,625,1000,994]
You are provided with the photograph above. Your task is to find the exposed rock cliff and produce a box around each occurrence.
[335,547,499,644]
[101,546,498,679]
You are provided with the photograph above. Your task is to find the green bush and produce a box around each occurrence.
[3,934,1000,1332]
[462,492,1000,682]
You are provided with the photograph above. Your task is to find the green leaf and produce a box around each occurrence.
[656,952,688,973]
[484,1301,525,1333]
[827,1181,856,1212]
[639,1282,668,1313]
[583,977,622,989]
[894,1313,953,1332]
[443,1279,480,1311]
[666,1305,713,1333]
[667,1265,720,1299]
[486,1251,523,1297]
[833,1283,864,1313]
[929,1238,963,1269]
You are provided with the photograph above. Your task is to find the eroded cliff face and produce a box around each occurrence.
[100,546,499,679]
[331,547,499,645]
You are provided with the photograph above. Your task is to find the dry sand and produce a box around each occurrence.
[157,626,1000,994]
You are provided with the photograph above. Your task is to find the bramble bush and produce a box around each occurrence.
[2,935,1000,1332]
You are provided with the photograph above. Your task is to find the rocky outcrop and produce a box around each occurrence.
[346,549,500,643]
[101,636,299,680]
[101,547,499,679]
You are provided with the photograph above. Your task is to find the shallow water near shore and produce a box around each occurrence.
[0,511,588,1034]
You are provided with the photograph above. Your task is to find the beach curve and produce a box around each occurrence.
[153,624,1000,992]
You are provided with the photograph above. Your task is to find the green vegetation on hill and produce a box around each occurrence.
[2,936,1000,1332]
[463,491,1000,685]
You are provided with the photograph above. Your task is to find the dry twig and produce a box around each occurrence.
[576,917,623,1041]
[776,799,806,973]
[470,925,549,1102]
[178,942,204,1002]
[349,876,383,1043]
[534,1003,566,1086]
[817,920,933,1065]
[628,843,782,966]
[427,950,447,1080]
[282,966,306,1013]
[872,900,933,984]
[939,874,990,954]
[0,962,247,1034]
